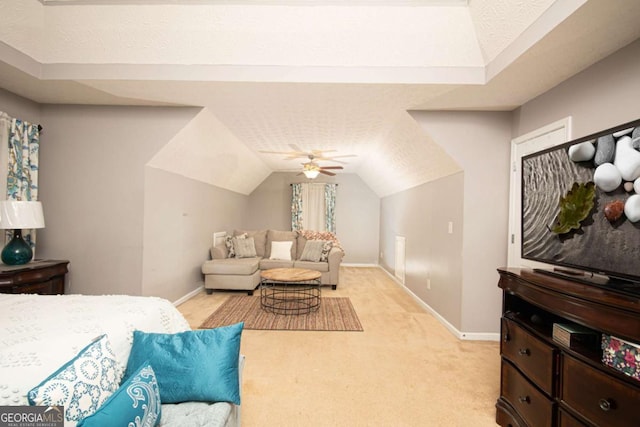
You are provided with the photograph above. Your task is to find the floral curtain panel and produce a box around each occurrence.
[3,116,40,247]
[7,118,40,201]
[291,183,303,231]
[291,182,337,233]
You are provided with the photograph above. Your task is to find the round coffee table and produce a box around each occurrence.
[260,268,322,315]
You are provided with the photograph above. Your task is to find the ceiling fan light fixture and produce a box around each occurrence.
[303,169,320,179]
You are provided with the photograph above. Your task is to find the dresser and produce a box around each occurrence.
[496,267,640,427]
[0,260,69,295]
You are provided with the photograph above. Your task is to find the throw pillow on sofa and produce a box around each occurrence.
[224,236,236,258]
[233,236,257,258]
[269,241,293,261]
[299,240,325,262]
[234,230,268,257]
[320,241,333,262]
[266,230,297,259]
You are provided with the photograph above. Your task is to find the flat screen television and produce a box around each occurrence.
[521,118,640,294]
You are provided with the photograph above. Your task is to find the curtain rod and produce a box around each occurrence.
[290,183,338,186]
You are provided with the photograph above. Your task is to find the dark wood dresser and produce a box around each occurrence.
[496,267,640,427]
[0,259,69,295]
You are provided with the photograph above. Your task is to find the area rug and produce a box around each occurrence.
[199,296,363,331]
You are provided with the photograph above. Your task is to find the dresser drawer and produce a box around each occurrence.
[501,317,557,395]
[558,408,588,427]
[561,354,640,427]
[501,360,555,427]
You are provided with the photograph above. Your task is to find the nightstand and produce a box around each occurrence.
[0,260,69,295]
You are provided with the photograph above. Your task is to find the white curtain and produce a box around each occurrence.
[301,183,327,231]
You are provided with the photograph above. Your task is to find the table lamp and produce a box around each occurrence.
[0,200,45,265]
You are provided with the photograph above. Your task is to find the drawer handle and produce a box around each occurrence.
[518,396,530,404]
[518,348,530,356]
[599,398,613,412]
[503,333,510,343]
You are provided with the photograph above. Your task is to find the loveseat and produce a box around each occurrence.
[201,229,345,295]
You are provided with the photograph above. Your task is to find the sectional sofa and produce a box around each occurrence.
[201,229,345,294]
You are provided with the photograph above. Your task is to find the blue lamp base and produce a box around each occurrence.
[1,229,33,265]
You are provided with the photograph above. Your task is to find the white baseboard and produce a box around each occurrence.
[378,266,499,342]
[341,263,379,267]
[173,283,204,306]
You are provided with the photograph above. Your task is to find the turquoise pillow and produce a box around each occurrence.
[78,361,161,427]
[125,323,243,405]
[27,335,122,422]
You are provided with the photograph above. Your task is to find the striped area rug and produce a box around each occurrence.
[199,296,363,331]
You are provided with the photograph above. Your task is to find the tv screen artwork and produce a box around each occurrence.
[521,118,640,285]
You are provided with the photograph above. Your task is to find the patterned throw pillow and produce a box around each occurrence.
[77,362,161,427]
[320,241,333,262]
[224,236,236,258]
[28,335,123,423]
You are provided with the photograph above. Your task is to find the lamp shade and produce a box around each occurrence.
[0,201,45,229]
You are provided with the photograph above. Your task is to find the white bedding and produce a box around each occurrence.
[0,293,190,407]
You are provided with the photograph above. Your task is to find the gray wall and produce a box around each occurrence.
[0,89,40,124]
[380,172,464,328]
[245,172,380,264]
[385,111,512,334]
[513,38,640,139]
[142,167,249,300]
[38,104,200,296]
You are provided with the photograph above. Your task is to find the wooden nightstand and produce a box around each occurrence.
[0,260,69,295]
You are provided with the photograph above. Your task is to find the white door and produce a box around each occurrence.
[508,118,572,267]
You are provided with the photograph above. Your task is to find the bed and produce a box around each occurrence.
[0,293,242,427]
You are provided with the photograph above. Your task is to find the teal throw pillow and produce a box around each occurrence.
[78,361,161,427]
[27,335,122,422]
[125,323,243,405]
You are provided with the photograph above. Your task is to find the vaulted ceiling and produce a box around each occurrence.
[1,0,639,196]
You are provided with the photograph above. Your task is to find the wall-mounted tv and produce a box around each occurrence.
[521,118,640,293]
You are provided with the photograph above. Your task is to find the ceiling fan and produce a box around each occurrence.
[259,145,356,178]
[259,144,357,165]
[299,155,343,178]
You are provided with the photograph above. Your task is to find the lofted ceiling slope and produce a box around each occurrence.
[0,0,639,196]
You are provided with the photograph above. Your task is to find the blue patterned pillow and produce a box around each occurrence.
[125,323,243,405]
[77,361,161,427]
[28,335,122,422]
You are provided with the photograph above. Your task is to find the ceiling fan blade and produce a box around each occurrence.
[259,150,295,155]
[322,154,357,159]
[288,144,306,153]
[316,158,349,165]
[319,170,336,176]
[320,166,343,170]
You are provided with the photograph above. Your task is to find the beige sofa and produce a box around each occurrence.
[201,229,344,295]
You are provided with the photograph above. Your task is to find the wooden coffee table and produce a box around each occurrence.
[260,268,322,315]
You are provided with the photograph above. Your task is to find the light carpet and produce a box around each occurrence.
[199,296,363,331]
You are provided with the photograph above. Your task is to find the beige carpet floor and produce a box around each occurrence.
[178,266,500,426]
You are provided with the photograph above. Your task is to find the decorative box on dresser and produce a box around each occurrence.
[496,267,640,427]
[0,260,69,295]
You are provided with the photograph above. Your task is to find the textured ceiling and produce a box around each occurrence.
[1,0,639,196]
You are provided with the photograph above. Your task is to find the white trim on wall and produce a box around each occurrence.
[378,265,499,341]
